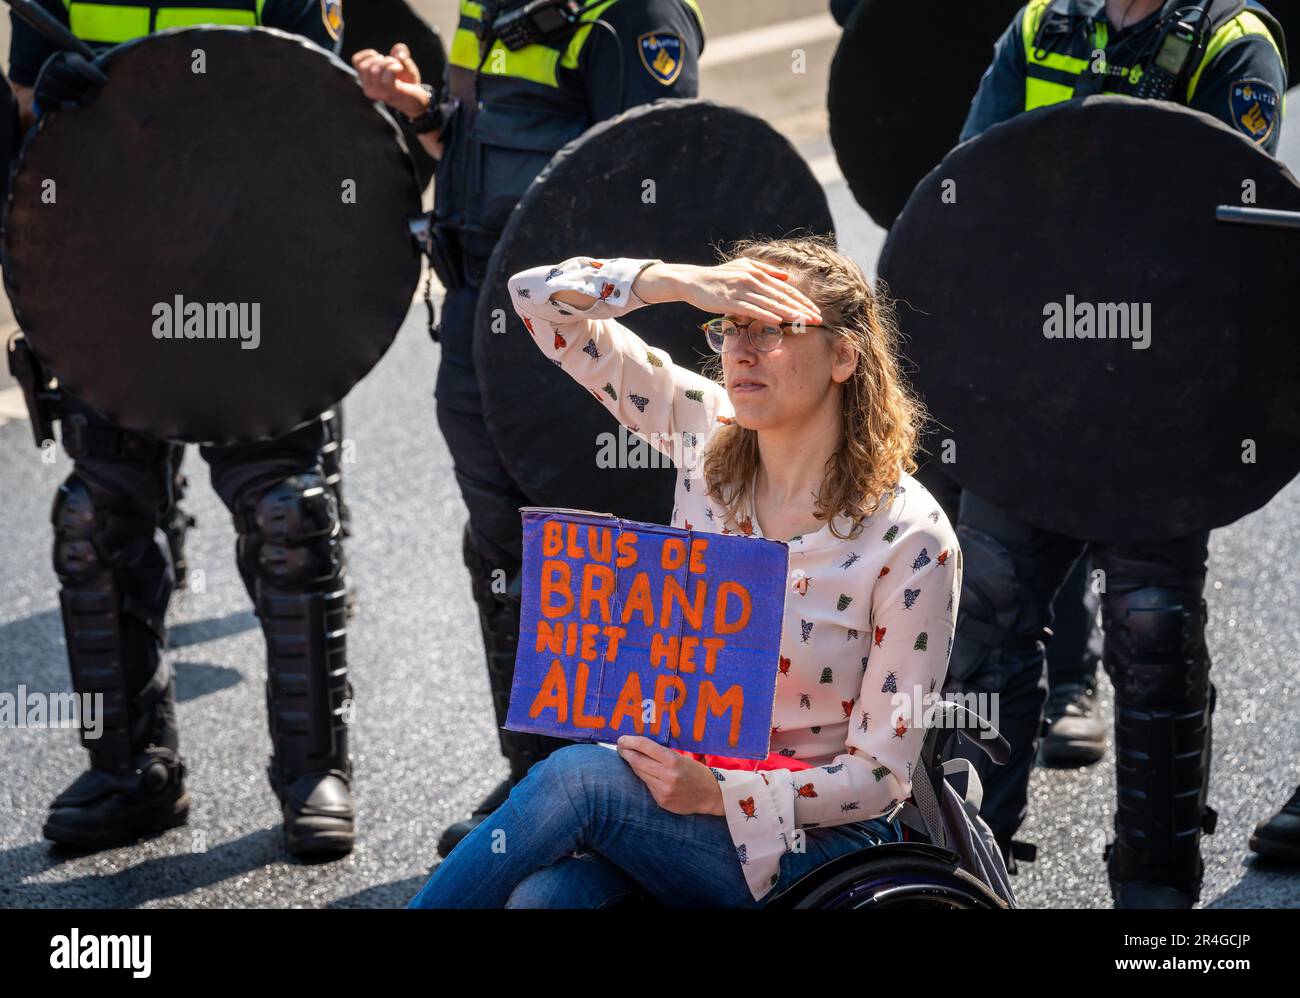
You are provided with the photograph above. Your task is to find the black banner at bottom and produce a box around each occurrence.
[0,907,1295,981]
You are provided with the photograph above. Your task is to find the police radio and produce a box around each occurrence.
[1133,2,1215,100]
[477,0,628,114]
[483,0,608,51]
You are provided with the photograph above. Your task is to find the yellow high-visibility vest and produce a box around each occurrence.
[1021,0,1285,111]
[61,0,263,46]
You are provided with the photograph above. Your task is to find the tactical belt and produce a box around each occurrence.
[60,411,171,464]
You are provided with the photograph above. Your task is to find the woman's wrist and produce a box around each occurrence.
[631,261,680,305]
[704,773,725,816]
[710,784,725,817]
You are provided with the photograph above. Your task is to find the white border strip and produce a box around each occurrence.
[700,13,841,69]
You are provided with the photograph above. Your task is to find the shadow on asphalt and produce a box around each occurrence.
[0,828,303,908]
[328,877,431,909]
[167,609,259,648]
[173,660,244,702]
[1209,855,1300,908]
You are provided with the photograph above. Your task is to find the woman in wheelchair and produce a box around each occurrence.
[410,236,967,909]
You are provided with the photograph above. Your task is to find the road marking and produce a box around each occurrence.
[0,385,26,427]
[700,14,840,69]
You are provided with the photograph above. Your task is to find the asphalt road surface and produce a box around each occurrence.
[1,1,1299,909]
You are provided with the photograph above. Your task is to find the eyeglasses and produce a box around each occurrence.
[699,316,813,354]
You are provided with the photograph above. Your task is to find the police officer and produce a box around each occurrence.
[828,0,1110,777]
[352,0,703,857]
[8,0,359,858]
[948,0,1286,906]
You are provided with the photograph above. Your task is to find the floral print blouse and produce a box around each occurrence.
[507,256,962,900]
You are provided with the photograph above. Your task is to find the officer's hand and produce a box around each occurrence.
[632,259,823,326]
[32,50,108,116]
[352,43,427,120]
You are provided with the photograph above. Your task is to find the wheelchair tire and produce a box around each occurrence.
[772,844,1009,910]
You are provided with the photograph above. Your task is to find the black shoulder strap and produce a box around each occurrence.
[1206,0,1249,30]
[1032,0,1090,51]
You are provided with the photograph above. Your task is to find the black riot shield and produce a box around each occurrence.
[473,99,835,523]
[828,0,1023,230]
[340,0,447,189]
[878,95,1300,543]
[2,26,423,445]
[0,74,17,207]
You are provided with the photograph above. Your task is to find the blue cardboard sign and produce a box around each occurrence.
[505,507,790,760]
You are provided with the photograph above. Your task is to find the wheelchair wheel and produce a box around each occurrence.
[769,843,1008,910]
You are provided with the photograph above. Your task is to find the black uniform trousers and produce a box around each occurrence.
[946,489,1211,853]
[915,463,1103,693]
[57,392,330,702]
[433,273,532,576]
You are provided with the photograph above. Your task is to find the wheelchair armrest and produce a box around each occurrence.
[927,699,1011,766]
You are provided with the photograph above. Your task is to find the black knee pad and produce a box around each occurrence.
[51,475,175,769]
[51,476,107,585]
[238,473,344,593]
[52,474,164,583]
[1102,586,1210,707]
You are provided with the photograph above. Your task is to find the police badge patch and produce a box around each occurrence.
[1229,78,1279,144]
[321,0,343,42]
[638,32,684,85]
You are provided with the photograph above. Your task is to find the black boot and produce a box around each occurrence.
[1039,679,1106,767]
[1103,587,1215,909]
[436,524,571,858]
[1041,558,1105,767]
[44,475,190,849]
[436,777,512,859]
[1250,784,1300,863]
[240,475,355,859]
[45,745,189,850]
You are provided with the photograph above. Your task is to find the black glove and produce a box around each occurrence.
[33,50,108,116]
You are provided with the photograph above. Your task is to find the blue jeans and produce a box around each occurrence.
[408,744,903,909]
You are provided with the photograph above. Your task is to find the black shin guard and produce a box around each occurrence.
[1103,587,1215,906]
[238,473,354,854]
[53,475,177,769]
[260,585,352,790]
[47,475,187,846]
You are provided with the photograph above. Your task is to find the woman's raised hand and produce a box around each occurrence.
[633,259,823,325]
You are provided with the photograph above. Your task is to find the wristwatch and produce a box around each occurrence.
[397,84,446,134]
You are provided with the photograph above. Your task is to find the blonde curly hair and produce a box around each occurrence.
[701,235,925,541]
